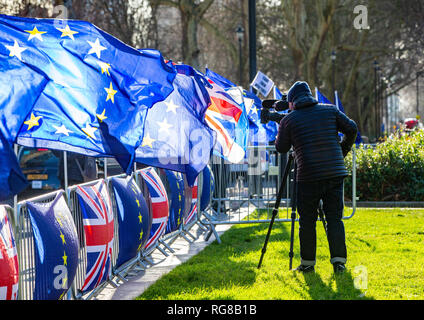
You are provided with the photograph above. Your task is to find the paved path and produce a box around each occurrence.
[96,206,254,300]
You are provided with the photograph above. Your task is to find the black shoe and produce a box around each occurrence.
[293,264,315,273]
[333,262,346,274]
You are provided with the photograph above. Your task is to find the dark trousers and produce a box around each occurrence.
[296,177,347,266]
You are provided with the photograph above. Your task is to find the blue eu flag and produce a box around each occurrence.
[135,69,215,186]
[0,51,48,200]
[26,192,79,300]
[0,14,176,176]
[315,88,334,105]
[335,91,362,145]
[111,176,152,268]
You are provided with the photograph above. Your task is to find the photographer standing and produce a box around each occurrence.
[275,81,357,274]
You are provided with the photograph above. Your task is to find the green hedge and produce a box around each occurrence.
[344,129,424,201]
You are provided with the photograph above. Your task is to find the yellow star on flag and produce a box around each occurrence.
[62,251,68,266]
[81,123,97,139]
[56,25,78,40]
[97,61,111,76]
[104,82,117,103]
[136,199,140,207]
[139,230,143,240]
[59,231,66,245]
[96,109,107,123]
[138,213,142,223]
[25,26,47,41]
[61,276,68,289]
[24,113,42,130]
[141,133,155,148]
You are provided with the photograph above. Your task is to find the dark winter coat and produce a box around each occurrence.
[275,91,358,182]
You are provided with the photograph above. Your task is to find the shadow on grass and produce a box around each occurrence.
[140,223,291,300]
[297,267,375,300]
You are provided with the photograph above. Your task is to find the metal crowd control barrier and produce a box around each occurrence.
[206,145,357,243]
[14,190,67,300]
[8,167,212,300]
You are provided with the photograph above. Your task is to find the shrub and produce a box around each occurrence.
[344,129,424,201]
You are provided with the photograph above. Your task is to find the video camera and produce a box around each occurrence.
[260,94,290,124]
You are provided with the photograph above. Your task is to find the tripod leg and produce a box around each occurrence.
[318,200,328,237]
[288,162,297,270]
[257,153,293,269]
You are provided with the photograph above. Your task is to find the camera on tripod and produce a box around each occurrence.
[260,94,290,124]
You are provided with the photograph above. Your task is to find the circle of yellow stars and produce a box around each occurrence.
[10,23,119,142]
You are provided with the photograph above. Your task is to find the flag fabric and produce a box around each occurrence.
[111,176,152,268]
[26,192,79,300]
[204,68,237,89]
[0,14,176,177]
[184,177,197,225]
[182,173,193,223]
[75,180,114,293]
[334,90,345,113]
[204,70,249,163]
[244,89,277,145]
[273,86,283,100]
[0,49,48,200]
[315,87,333,105]
[139,168,169,251]
[0,205,19,300]
[199,165,214,212]
[135,68,214,186]
[0,130,27,201]
[335,91,362,145]
[159,169,186,234]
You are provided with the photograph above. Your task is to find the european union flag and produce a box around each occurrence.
[0,49,48,200]
[111,176,152,268]
[159,169,186,234]
[273,86,283,100]
[26,192,79,300]
[135,68,214,186]
[0,130,27,201]
[245,89,278,144]
[0,14,176,176]
[335,91,362,145]
[315,87,333,105]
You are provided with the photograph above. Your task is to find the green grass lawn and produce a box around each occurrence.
[137,208,424,300]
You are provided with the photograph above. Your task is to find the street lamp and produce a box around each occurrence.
[373,60,379,139]
[331,50,336,101]
[417,71,423,118]
[236,25,244,85]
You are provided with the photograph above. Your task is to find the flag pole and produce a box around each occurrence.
[13,144,18,213]
[63,151,68,192]
[104,157,108,179]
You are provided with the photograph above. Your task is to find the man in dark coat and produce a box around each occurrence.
[275,81,357,274]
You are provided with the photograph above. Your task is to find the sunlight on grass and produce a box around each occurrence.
[137,208,424,300]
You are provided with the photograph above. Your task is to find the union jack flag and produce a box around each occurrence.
[204,78,248,163]
[140,168,169,250]
[0,206,19,300]
[184,177,198,225]
[76,180,114,293]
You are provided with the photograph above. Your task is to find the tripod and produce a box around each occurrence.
[257,151,327,270]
